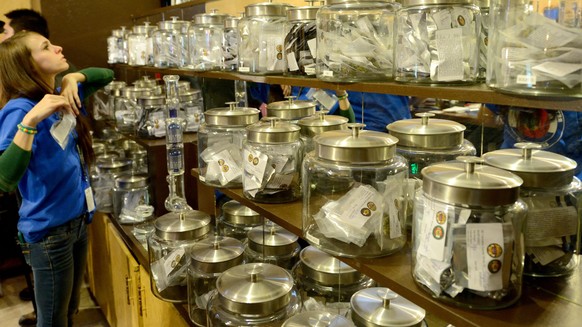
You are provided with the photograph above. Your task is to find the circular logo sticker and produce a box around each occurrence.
[488,259,502,274]
[247,154,254,162]
[361,208,372,217]
[457,15,466,26]
[487,243,503,258]
[436,211,446,225]
[367,201,377,211]
[218,159,225,166]
[222,165,230,173]
[432,226,444,240]
[252,157,259,166]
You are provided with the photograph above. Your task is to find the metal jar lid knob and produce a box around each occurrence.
[351,287,425,327]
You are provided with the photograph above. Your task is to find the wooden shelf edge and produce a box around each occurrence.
[131,0,216,20]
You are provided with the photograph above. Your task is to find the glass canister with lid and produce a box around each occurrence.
[350,287,426,327]
[298,111,348,154]
[483,143,581,277]
[180,89,205,132]
[303,123,409,258]
[116,86,152,134]
[107,27,128,64]
[394,0,480,84]
[127,22,155,66]
[283,310,356,327]
[244,222,301,270]
[477,0,490,81]
[284,3,319,76]
[217,200,264,241]
[316,0,400,82]
[148,210,212,302]
[187,236,245,326]
[267,96,317,122]
[243,118,303,203]
[412,156,527,309]
[94,158,133,213]
[112,173,152,224]
[223,16,241,71]
[136,94,167,138]
[153,16,187,68]
[187,10,229,71]
[207,262,301,326]
[198,102,260,188]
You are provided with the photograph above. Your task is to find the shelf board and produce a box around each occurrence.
[131,0,216,20]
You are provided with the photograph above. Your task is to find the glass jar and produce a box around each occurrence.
[303,123,408,258]
[238,1,290,75]
[116,86,152,134]
[179,89,205,132]
[316,0,400,82]
[123,140,148,174]
[292,246,375,315]
[112,173,152,224]
[148,210,212,303]
[217,200,264,241]
[132,217,155,251]
[284,4,319,76]
[137,95,166,138]
[267,96,317,122]
[477,0,489,81]
[394,0,480,84]
[187,236,245,326]
[188,11,228,71]
[207,263,301,326]
[153,17,187,68]
[483,143,581,277]
[243,118,303,203]
[350,288,426,327]
[244,223,301,270]
[412,157,527,309]
[223,16,240,71]
[107,26,128,64]
[198,102,260,188]
[128,22,155,66]
[487,0,582,97]
[297,111,348,154]
[94,158,133,213]
[283,310,355,327]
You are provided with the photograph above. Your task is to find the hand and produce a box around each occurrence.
[60,72,86,110]
[281,85,292,97]
[22,94,76,127]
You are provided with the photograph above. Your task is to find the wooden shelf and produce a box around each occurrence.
[131,0,216,20]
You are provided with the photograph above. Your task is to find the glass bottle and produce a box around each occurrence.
[179,89,205,132]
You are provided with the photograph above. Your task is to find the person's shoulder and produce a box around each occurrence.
[0,98,36,115]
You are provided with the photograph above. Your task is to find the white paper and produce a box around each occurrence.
[418,200,450,262]
[467,223,504,291]
[435,28,464,81]
[532,61,582,77]
[432,9,452,30]
[307,38,317,59]
[287,52,300,72]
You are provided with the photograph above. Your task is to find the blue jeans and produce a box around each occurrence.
[20,214,88,327]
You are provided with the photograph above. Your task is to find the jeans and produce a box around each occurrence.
[20,214,88,327]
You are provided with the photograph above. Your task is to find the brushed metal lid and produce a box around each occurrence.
[96,158,132,174]
[245,1,290,17]
[351,288,426,327]
[387,113,465,149]
[327,0,392,4]
[114,173,149,189]
[282,310,355,327]
[247,224,299,256]
[403,0,472,6]
[137,95,165,107]
[287,6,319,21]
[158,16,187,30]
[300,246,361,285]
[216,263,294,314]
[122,86,152,99]
[193,11,228,25]
[246,117,301,144]
[267,96,317,120]
[189,236,244,273]
[178,89,202,102]
[422,156,523,206]
[222,200,263,225]
[154,210,212,241]
[297,111,348,137]
[205,102,260,127]
[225,16,240,28]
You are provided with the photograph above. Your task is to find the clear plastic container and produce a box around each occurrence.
[153,17,187,68]
[217,200,264,241]
[223,16,240,71]
[137,95,166,138]
[187,11,228,71]
[297,111,348,154]
[112,173,152,224]
[284,4,319,76]
[244,222,301,270]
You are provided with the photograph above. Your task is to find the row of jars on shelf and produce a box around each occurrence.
[107,0,581,97]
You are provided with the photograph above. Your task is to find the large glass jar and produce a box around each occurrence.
[283,311,355,326]
[267,96,317,122]
[238,1,290,75]
[487,0,582,97]
[116,86,152,134]
[180,89,205,132]
[127,22,155,66]
[394,0,480,84]
[153,17,187,68]
[244,223,301,270]
[223,16,241,71]
[137,95,166,138]
[187,11,228,71]
[412,157,527,309]
[284,4,319,76]
[187,236,244,326]
[477,0,489,81]
[292,246,375,315]
[298,111,348,154]
[148,210,212,303]
[243,118,303,203]
[483,143,581,277]
[94,158,133,213]
[112,173,152,224]
[316,0,400,82]
[303,123,408,258]
[350,288,426,327]
[107,27,128,64]
[207,263,301,326]
[217,200,264,241]
[198,102,260,188]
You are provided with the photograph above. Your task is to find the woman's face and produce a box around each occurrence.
[24,33,69,77]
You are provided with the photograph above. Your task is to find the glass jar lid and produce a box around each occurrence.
[216,263,294,315]
[267,96,317,120]
[482,143,577,188]
[153,210,212,241]
[222,200,262,225]
[386,113,465,149]
[315,123,398,163]
[189,236,244,273]
[96,158,132,174]
[282,310,355,327]
[246,118,301,143]
[300,246,361,286]
[114,173,149,189]
[247,224,299,256]
[137,95,165,107]
[205,102,260,127]
[422,156,523,206]
[297,111,348,137]
[351,288,426,327]
[178,89,202,102]
[245,1,290,17]
[225,16,240,28]
[193,10,228,25]
[287,6,319,21]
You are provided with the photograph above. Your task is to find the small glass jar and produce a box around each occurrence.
[148,210,212,303]
[303,123,408,258]
[350,288,426,327]
[116,86,152,134]
[94,158,133,213]
[316,0,400,82]
[244,223,301,270]
[132,217,155,251]
[412,157,527,309]
[483,143,581,277]
[283,310,356,327]
[153,17,187,68]
[137,95,167,138]
[207,263,301,326]
[107,27,128,64]
[128,23,155,66]
[180,89,205,132]
[113,173,152,224]
[188,11,228,71]
[217,200,264,241]
[394,0,480,84]
[187,236,245,326]
[292,246,375,315]
[297,111,348,154]
[284,4,319,76]
[243,118,303,203]
[198,102,260,188]
[223,16,240,71]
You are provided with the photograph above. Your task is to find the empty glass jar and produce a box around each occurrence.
[244,222,301,270]
[284,4,319,76]
[188,11,228,71]
[217,200,264,241]
[350,288,426,327]
[112,173,152,224]
[298,111,348,154]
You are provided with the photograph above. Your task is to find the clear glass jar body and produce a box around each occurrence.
[181,92,205,132]
[93,162,133,213]
[223,26,239,71]
[478,6,490,81]
[217,214,264,242]
[238,15,287,75]
[137,104,166,139]
[187,267,220,326]
[412,190,528,309]
[487,0,582,96]
[394,3,480,84]
[522,177,581,277]
[302,153,409,258]
[198,125,247,188]
[112,184,152,224]
[128,31,149,66]
[284,19,317,76]
[153,26,183,68]
[188,23,225,71]
[107,30,127,64]
[244,241,301,271]
[316,1,400,82]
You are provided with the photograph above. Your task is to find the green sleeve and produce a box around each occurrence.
[337,104,356,123]
[0,143,32,192]
[78,67,115,99]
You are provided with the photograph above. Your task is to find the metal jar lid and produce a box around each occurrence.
[93,142,106,155]
[222,200,263,225]
[300,246,361,286]
[246,118,301,144]
[189,236,245,274]
[97,158,132,174]
[194,11,228,25]
[315,123,398,164]
[422,156,523,206]
[205,102,260,127]
[247,224,299,256]
[132,22,155,35]
[216,263,294,315]
[297,111,348,138]
[245,1,290,17]
[351,288,426,327]
[282,310,355,327]
[267,96,317,120]
[387,113,465,149]
[402,0,472,6]
[153,210,212,241]
[224,16,240,28]
[122,86,152,99]
[158,16,186,31]
[287,6,319,21]
[482,143,577,188]
[137,95,165,107]
[105,81,127,92]
[133,76,158,89]
[114,173,149,190]
[179,89,202,102]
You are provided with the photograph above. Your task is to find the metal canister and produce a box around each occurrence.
[245,223,301,270]
[351,287,426,327]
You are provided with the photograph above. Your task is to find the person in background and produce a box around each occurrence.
[2,8,50,40]
[0,31,114,326]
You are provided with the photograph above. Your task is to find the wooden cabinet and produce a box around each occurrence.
[138,267,190,327]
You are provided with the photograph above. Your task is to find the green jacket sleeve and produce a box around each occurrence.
[78,67,115,99]
[337,104,356,123]
[0,143,32,192]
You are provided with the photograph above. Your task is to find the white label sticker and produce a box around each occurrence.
[516,74,537,85]
[238,66,250,72]
[304,66,316,75]
[418,202,450,262]
[322,70,334,77]
[85,187,95,212]
[162,247,185,278]
[307,38,317,58]
[467,223,504,291]
[287,52,300,72]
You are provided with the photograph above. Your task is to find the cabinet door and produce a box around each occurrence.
[138,267,190,327]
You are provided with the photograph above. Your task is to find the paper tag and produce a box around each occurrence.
[304,66,316,75]
[162,247,185,278]
[307,38,317,58]
[527,246,566,266]
[336,185,382,230]
[435,28,464,81]
[467,223,504,291]
[418,202,450,262]
[238,66,250,72]
[265,173,294,190]
[287,52,300,71]
[214,149,242,185]
[243,149,268,185]
[322,70,334,77]
[516,74,537,85]
[151,111,166,137]
[458,209,471,225]
[85,187,95,212]
[532,61,582,77]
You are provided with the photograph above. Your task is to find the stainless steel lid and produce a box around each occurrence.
[246,118,301,144]
[245,1,290,17]
[422,156,523,206]
[189,236,245,273]
[482,143,577,188]
[403,0,472,6]
[178,89,202,102]
[351,288,426,327]
[300,246,361,286]
[205,102,260,127]
[222,200,263,225]
[282,310,355,327]
[287,6,319,21]
[247,224,299,256]
[133,76,158,88]
[224,16,240,28]
[314,123,398,163]
[193,11,228,25]
[96,158,132,174]
[114,173,149,189]
[327,0,391,4]
[154,210,212,241]
[122,86,152,99]
[297,111,348,137]
[267,96,317,120]
[137,95,165,107]
[132,22,155,35]
[105,81,127,91]
[216,263,294,314]
[387,113,466,149]
[158,16,187,30]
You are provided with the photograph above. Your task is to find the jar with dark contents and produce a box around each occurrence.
[284,4,319,76]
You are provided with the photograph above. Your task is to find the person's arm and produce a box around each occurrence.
[0,145,31,192]
[335,90,355,123]
[60,68,114,109]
